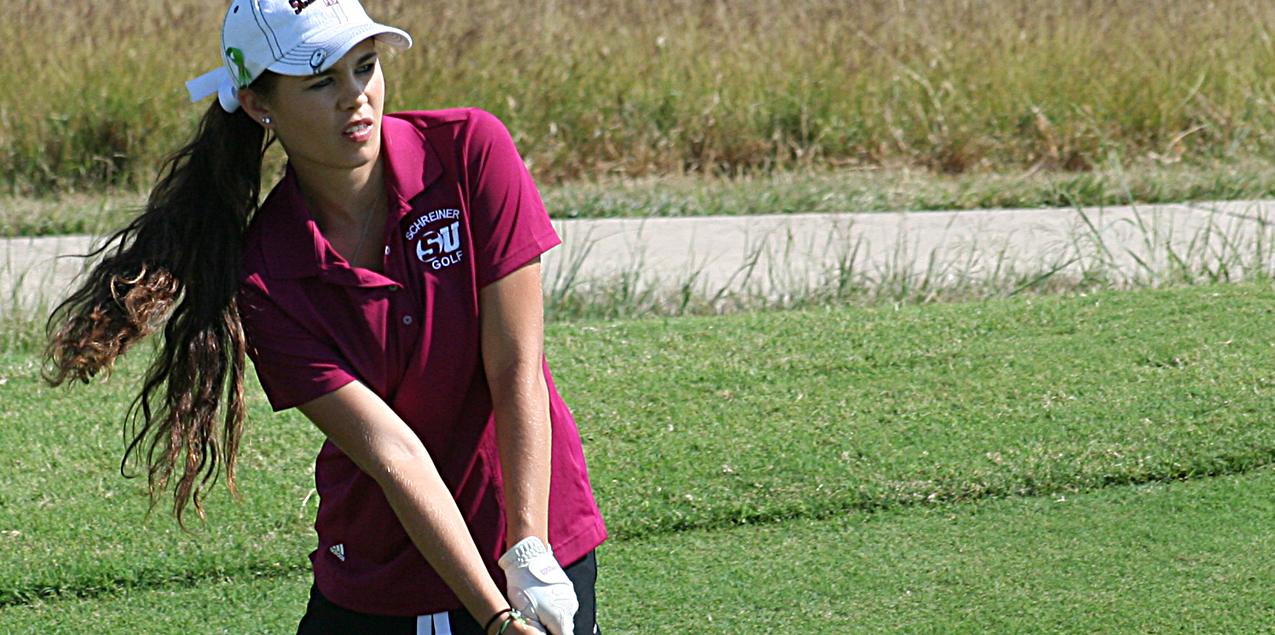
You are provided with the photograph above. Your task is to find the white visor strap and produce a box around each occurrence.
[185,68,242,113]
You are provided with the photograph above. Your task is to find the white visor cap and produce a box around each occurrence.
[186,0,412,113]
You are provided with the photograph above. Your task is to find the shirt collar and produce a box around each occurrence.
[259,167,326,280]
[258,113,443,282]
[382,113,443,224]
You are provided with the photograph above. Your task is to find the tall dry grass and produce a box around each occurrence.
[4,0,1275,193]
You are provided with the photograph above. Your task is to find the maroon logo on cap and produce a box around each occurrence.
[289,0,317,14]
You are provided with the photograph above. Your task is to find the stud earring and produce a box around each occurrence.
[262,117,272,125]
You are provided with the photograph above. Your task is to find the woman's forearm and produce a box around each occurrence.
[298,383,509,625]
[490,363,553,548]
[376,448,510,621]
[479,261,554,551]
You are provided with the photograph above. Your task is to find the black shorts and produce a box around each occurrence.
[296,551,600,635]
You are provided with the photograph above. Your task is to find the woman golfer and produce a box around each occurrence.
[45,1,606,633]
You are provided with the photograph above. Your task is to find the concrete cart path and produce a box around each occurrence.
[5,199,1275,315]
[542,199,1275,299]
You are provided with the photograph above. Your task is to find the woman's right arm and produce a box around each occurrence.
[298,382,542,635]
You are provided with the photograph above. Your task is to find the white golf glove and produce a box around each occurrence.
[498,537,578,635]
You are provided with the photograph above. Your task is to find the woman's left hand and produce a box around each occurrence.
[499,536,578,635]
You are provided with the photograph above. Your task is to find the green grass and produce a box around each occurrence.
[9,160,1275,239]
[0,570,310,634]
[604,468,1275,633]
[0,193,143,238]
[7,0,1275,192]
[6,467,1275,632]
[563,284,1275,537]
[4,284,1275,627]
[543,160,1275,220]
[0,357,318,606]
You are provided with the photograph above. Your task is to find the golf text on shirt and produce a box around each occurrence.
[406,208,464,270]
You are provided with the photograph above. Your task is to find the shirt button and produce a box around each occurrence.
[389,285,400,292]
[402,315,413,325]
[385,246,391,255]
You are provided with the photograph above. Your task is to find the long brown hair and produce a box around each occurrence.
[45,74,278,524]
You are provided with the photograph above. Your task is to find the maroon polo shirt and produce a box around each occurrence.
[238,109,607,616]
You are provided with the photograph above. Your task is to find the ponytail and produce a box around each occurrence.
[45,75,277,524]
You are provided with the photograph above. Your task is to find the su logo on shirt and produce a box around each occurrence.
[405,208,464,271]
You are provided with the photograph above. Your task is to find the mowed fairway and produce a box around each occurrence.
[3,284,1275,632]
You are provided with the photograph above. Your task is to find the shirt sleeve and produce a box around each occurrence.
[238,281,359,411]
[461,109,562,288]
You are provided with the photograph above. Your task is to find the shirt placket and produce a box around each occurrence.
[382,234,419,401]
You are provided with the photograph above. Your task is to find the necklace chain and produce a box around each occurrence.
[349,185,385,266]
